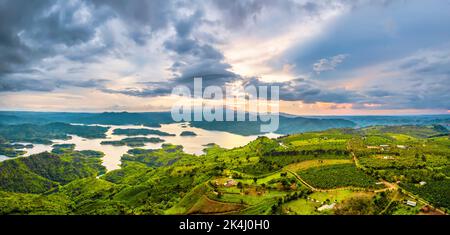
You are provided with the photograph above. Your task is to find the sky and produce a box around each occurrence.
[0,0,449,115]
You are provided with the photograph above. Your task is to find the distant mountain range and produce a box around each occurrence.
[0,111,449,136]
[190,114,356,135]
[308,115,450,128]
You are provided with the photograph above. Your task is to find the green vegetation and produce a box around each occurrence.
[298,164,382,189]
[401,179,450,210]
[0,143,27,158]
[113,128,175,136]
[0,122,108,144]
[180,131,197,136]
[121,144,188,167]
[0,191,71,215]
[0,151,105,193]
[100,137,165,147]
[0,123,448,215]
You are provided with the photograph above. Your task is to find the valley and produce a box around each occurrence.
[0,113,448,215]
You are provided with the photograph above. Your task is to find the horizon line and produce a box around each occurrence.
[0,109,449,117]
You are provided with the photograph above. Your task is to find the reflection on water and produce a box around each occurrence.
[0,123,280,172]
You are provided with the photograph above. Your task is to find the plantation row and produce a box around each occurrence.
[297,164,383,189]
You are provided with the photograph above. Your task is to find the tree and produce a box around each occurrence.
[334,196,375,215]
[237,182,243,192]
[421,154,427,162]
[253,177,258,184]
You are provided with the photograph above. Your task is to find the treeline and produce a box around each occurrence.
[265,149,350,157]
[0,122,109,144]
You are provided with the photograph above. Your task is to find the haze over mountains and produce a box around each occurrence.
[0,111,448,136]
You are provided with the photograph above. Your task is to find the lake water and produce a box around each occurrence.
[0,123,279,172]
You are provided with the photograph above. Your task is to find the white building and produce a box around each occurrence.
[318,203,336,211]
[406,200,417,207]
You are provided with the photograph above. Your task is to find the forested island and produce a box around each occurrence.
[101,137,165,147]
[113,128,175,136]
[180,131,197,136]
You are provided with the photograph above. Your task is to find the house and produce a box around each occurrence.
[419,181,427,186]
[367,146,380,149]
[383,156,394,160]
[406,200,417,207]
[396,145,406,149]
[317,203,336,211]
[379,144,390,151]
[224,179,237,187]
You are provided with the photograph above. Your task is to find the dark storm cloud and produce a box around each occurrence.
[244,77,363,104]
[156,7,240,95]
[210,0,268,28]
[91,0,171,30]
[164,39,224,60]
[0,0,449,112]
[91,0,173,45]
[0,0,239,96]
[0,0,112,78]
[0,76,107,92]
[101,84,173,98]
[209,0,328,29]
[0,0,178,93]
[0,0,54,74]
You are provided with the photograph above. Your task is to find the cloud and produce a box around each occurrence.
[341,46,450,110]
[158,7,239,94]
[244,77,362,104]
[0,0,113,75]
[89,0,177,46]
[0,0,449,113]
[282,0,450,77]
[0,76,107,92]
[210,0,268,29]
[313,54,348,74]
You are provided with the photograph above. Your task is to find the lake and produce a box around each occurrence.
[1,123,279,171]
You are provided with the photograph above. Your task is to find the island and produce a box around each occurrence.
[112,128,175,136]
[180,131,197,137]
[100,137,165,147]
[0,144,26,158]
[51,144,76,154]
[0,122,109,145]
